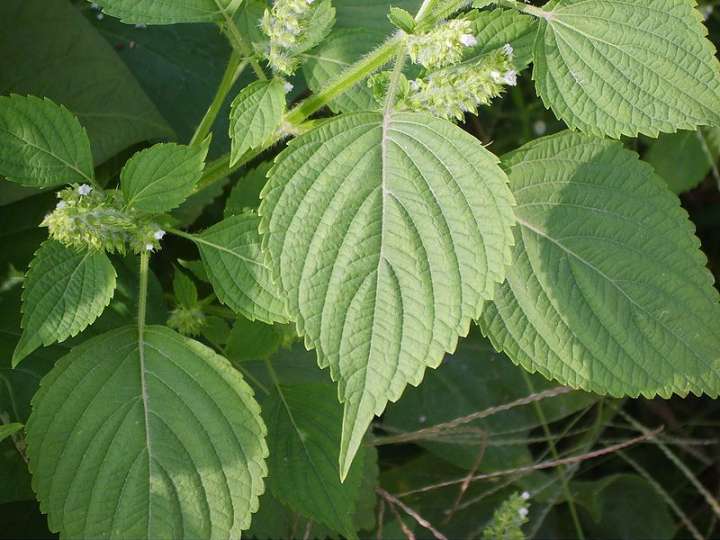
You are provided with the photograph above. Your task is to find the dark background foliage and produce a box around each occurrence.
[1,1,719,539]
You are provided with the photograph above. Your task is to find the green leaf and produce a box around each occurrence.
[292,0,336,55]
[388,7,416,33]
[260,111,516,478]
[0,423,23,443]
[644,127,720,193]
[121,140,209,213]
[469,8,537,71]
[229,80,286,167]
[92,0,243,24]
[0,0,171,165]
[334,0,421,32]
[225,317,292,363]
[478,130,720,398]
[266,383,366,539]
[302,28,386,114]
[173,266,198,307]
[26,325,268,539]
[196,213,290,324]
[533,0,720,138]
[13,241,116,367]
[225,162,271,216]
[0,95,93,188]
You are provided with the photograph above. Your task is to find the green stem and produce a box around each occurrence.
[285,37,402,125]
[195,37,403,190]
[383,42,409,115]
[218,7,267,80]
[137,251,149,342]
[495,0,552,18]
[190,52,249,146]
[521,372,586,540]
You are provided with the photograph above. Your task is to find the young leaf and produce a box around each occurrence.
[172,266,198,307]
[266,383,366,539]
[13,241,116,367]
[292,0,336,55]
[26,325,268,539]
[229,79,286,167]
[91,0,243,24]
[195,213,290,324]
[532,0,720,138]
[478,131,720,399]
[469,8,537,70]
[121,140,209,213]
[260,111,516,478]
[0,95,94,188]
[388,7,416,33]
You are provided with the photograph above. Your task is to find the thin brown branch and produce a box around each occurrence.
[396,427,663,497]
[377,488,447,540]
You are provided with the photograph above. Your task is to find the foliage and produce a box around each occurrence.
[1,0,720,539]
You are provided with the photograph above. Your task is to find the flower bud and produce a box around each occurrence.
[407,19,476,70]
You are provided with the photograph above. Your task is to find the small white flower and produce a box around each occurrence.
[503,70,518,86]
[459,34,477,47]
[306,0,314,3]
[96,12,104,20]
[518,507,529,518]
[153,229,166,240]
[533,120,547,136]
[56,201,67,209]
[409,79,420,92]
[503,43,514,57]
[490,70,502,83]
[418,415,427,423]
[521,491,531,500]
[135,23,147,29]
[145,243,155,252]
[283,81,294,93]
[702,5,714,19]
[77,184,93,196]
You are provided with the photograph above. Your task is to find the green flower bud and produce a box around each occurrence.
[402,48,517,120]
[167,306,207,336]
[262,0,317,75]
[407,19,477,70]
[482,491,530,540]
[41,184,166,255]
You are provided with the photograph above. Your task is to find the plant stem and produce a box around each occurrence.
[138,251,149,338]
[495,0,552,18]
[383,43,409,115]
[217,5,267,80]
[195,37,403,190]
[522,372,586,540]
[190,52,248,146]
[285,37,402,125]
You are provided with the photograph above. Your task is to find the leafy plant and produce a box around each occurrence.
[1,0,720,538]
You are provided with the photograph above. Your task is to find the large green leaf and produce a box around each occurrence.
[0,0,170,165]
[26,325,268,539]
[266,383,366,539]
[92,0,243,24]
[0,95,94,188]
[13,241,116,367]
[121,141,209,212]
[196,213,290,324]
[260,111,516,478]
[532,0,720,138]
[229,80,286,167]
[479,131,720,398]
[334,0,421,32]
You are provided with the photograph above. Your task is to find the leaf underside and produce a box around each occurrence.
[260,111,516,478]
[478,130,720,399]
[26,325,268,539]
[533,0,720,138]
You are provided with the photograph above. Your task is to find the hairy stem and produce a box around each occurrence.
[190,52,248,146]
[137,251,149,338]
[495,0,553,19]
